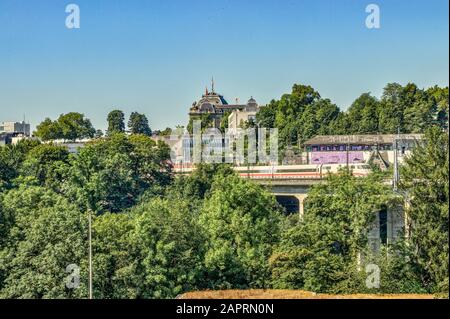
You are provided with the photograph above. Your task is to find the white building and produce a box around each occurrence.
[0,121,31,136]
[227,97,259,134]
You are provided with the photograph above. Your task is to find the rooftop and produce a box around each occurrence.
[304,134,424,145]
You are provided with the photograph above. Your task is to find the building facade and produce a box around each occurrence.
[227,99,258,134]
[0,121,31,146]
[303,134,423,168]
[188,82,259,129]
[0,121,31,136]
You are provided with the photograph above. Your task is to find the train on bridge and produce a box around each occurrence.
[173,163,372,179]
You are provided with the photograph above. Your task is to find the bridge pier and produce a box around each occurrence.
[274,193,308,219]
[254,179,318,218]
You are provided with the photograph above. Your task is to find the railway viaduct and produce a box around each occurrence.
[175,168,406,250]
[248,176,406,251]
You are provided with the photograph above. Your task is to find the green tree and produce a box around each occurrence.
[220,111,231,133]
[427,86,449,130]
[378,83,405,133]
[0,139,41,190]
[299,98,340,142]
[57,112,95,141]
[378,83,436,134]
[168,163,235,201]
[260,84,342,151]
[187,113,213,134]
[107,110,125,135]
[0,186,87,298]
[345,93,380,134]
[19,143,70,190]
[94,129,104,138]
[90,213,137,298]
[128,112,152,136]
[402,83,436,133]
[270,172,398,293]
[400,127,449,293]
[256,102,276,128]
[159,127,173,136]
[34,118,61,141]
[65,133,171,214]
[199,174,282,289]
[35,113,95,142]
[129,197,205,298]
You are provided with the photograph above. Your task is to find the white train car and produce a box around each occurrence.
[173,163,371,179]
[235,163,371,179]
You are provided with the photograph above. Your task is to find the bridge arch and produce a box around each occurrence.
[273,193,307,218]
[275,195,300,215]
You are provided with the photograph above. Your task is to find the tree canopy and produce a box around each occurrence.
[400,127,449,293]
[107,110,126,135]
[34,113,95,142]
[128,112,152,136]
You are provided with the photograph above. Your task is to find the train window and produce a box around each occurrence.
[323,166,331,170]
[277,168,317,173]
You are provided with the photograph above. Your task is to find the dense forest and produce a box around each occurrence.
[0,83,448,298]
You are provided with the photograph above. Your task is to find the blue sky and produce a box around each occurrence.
[0,0,448,131]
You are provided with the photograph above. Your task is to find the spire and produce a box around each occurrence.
[211,76,215,93]
[205,86,209,95]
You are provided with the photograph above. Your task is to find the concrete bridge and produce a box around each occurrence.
[175,165,404,250]
[251,178,322,218]
[252,177,405,252]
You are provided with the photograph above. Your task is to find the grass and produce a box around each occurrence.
[178,289,435,299]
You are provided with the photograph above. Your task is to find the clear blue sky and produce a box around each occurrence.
[0,0,448,131]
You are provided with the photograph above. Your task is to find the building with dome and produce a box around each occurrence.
[188,80,259,130]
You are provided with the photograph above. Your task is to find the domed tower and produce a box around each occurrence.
[245,96,259,112]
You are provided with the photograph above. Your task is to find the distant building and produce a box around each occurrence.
[189,80,259,129]
[303,134,423,168]
[0,121,31,146]
[227,97,258,134]
[0,121,31,136]
[48,139,91,154]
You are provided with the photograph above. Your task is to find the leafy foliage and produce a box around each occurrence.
[128,112,152,136]
[200,174,283,289]
[0,139,41,190]
[258,83,448,157]
[270,172,400,293]
[34,113,95,141]
[107,110,126,135]
[65,133,172,214]
[0,186,87,298]
[400,127,449,294]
